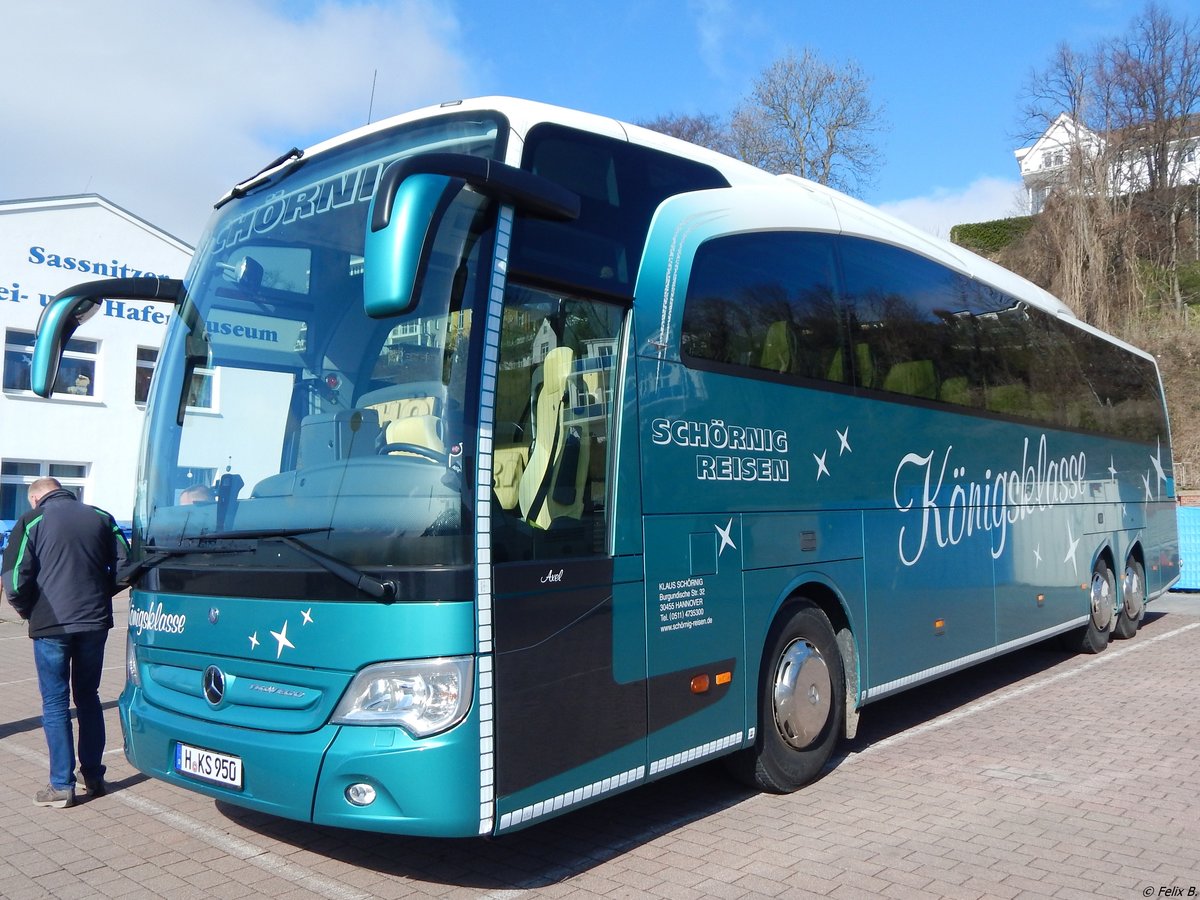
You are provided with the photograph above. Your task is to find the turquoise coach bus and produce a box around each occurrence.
[32,97,1179,836]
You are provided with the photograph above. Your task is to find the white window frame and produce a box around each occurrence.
[2,328,100,401]
[186,366,220,413]
[135,346,158,405]
[0,459,90,520]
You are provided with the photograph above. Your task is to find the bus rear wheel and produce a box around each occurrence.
[1072,559,1116,654]
[727,600,844,793]
[1113,558,1146,639]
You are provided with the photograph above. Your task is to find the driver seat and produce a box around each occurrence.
[381,414,444,455]
[358,382,446,457]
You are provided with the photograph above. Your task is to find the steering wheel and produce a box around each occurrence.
[376,442,449,464]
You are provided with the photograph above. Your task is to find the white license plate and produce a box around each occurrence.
[175,742,243,790]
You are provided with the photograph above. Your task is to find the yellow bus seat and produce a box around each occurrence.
[882,360,937,399]
[493,446,530,510]
[518,347,590,529]
[761,321,795,373]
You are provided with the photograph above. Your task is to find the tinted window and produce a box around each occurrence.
[682,232,841,381]
[839,237,972,398]
[512,124,729,298]
[679,231,1167,442]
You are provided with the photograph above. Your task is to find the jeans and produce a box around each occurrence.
[32,631,108,790]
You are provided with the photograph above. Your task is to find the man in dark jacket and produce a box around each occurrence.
[1,477,129,808]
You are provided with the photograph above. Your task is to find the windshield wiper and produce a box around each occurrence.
[217,147,305,208]
[267,534,397,602]
[125,527,397,601]
[119,543,247,586]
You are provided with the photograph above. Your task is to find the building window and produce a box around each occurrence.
[136,347,157,403]
[0,461,88,519]
[187,367,216,410]
[3,329,98,398]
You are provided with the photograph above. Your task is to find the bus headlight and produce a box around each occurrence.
[331,656,473,737]
[126,629,141,687]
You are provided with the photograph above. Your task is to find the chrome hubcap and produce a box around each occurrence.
[772,638,832,750]
[1090,570,1114,631]
[1123,564,1144,619]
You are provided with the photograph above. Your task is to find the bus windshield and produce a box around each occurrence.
[135,113,505,586]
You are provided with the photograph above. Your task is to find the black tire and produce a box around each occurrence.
[1113,558,1146,639]
[1071,559,1116,654]
[726,600,844,793]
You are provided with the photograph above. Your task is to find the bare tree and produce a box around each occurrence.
[637,112,733,156]
[730,48,887,196]
[1019,3,1200,321]
[1019,43,1133,329]
[1013,2,1200,486]
[1100,3,1200,310]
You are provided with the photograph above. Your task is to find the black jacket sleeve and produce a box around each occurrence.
[107,514,132,593]
[1,510,39,619]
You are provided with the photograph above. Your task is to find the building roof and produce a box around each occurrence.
[0,193,193,253]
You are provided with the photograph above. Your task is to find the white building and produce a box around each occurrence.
[1015,112,1200,213]
[1,195,193,531]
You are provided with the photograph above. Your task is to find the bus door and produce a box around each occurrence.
[487,285,649,818]
[642,512,747,771]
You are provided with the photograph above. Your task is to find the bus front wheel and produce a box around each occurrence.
[728,600,844,793]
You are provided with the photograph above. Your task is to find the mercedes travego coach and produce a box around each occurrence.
[30,97,1179,836]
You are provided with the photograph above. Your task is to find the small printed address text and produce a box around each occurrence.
[658,577,713,633]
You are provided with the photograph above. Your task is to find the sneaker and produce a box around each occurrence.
[82,778,107,797]
[33,784,75,809]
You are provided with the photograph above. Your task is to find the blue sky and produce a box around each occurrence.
[3,0,1191,243]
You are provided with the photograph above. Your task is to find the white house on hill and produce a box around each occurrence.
[1015,112,1200,214]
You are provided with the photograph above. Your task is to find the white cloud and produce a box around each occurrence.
[878,177,1027,240]
[690,0,734,79]
[1,1,470,243]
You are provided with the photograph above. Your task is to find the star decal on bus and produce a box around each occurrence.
[1150,440,1166,495]
[301,608,314,625]
[270,620,295,659]
[1063,524,1080,579]
[248,632,260,651]
[810,426,850,482]
[1142,471,1153,501]
[715,518,736,556]
[814,450,830,480]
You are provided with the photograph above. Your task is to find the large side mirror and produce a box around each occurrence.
[363,153,579,319]
[363,172,461,319]
[33,277,183,397]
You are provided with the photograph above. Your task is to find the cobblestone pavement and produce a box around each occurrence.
[1,591,1197,899]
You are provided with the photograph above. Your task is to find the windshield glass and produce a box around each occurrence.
[136,113,504,582]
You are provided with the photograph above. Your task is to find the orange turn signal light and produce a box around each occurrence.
[690,674,710,694]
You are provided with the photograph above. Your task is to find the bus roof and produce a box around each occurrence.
[229,95,1076,322]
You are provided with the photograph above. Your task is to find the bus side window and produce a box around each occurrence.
[681,231,841,381]
[491,288,622,561]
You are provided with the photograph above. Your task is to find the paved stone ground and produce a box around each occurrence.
[1,591,1197,899]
